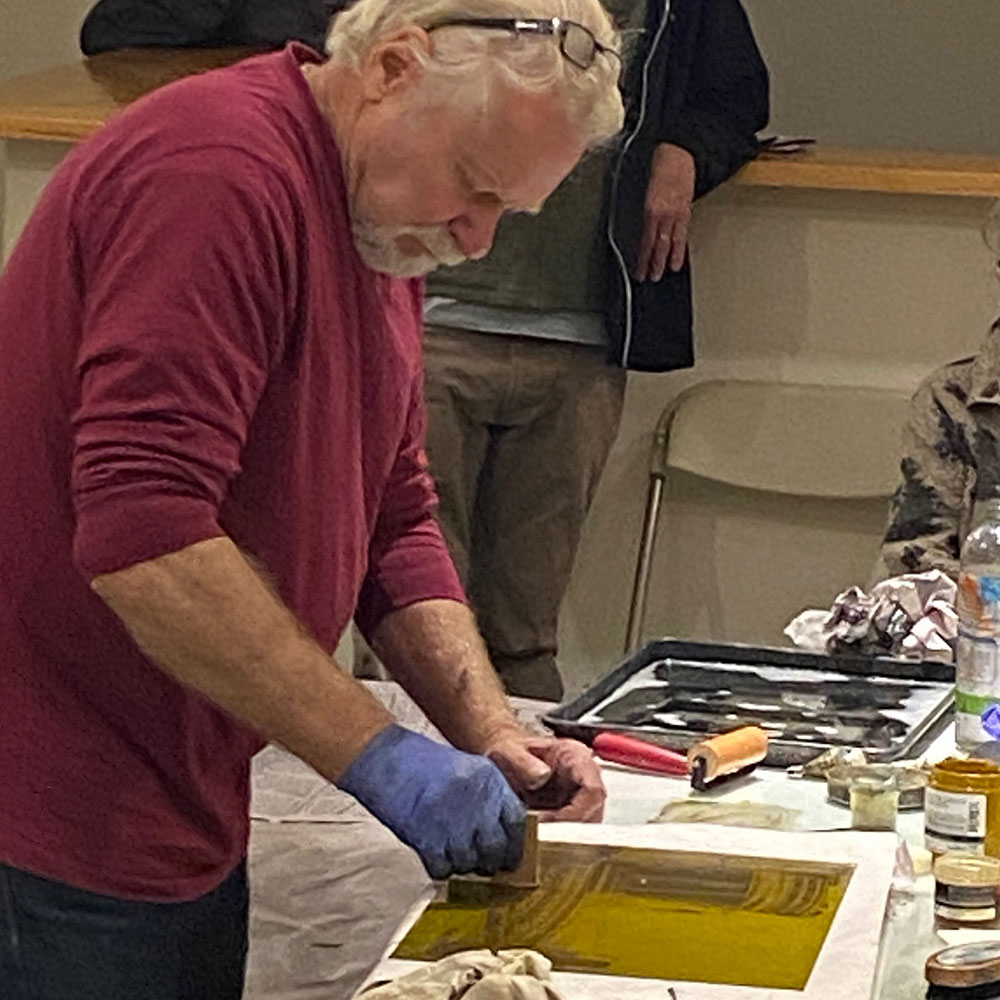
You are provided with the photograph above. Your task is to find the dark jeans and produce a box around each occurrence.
[0,860,248,1000]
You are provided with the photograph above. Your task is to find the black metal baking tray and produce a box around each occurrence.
[543,637,955,768]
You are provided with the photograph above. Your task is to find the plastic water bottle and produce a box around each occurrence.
[956,497,1000,751]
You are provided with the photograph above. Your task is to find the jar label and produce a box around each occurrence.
[925,788,988,852]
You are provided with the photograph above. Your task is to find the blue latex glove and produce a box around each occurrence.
[339,725,526,880]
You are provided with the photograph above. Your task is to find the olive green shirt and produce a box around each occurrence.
[425,0,649,319]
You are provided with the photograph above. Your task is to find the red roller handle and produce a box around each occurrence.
[593,732,689,776]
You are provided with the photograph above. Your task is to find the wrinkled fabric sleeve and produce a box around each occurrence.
[882,379,972,580]
[661,0,770,198]
[355,373,467,640]
[71,160,294,580]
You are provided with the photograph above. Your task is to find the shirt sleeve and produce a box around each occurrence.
[71,158,296,580]
[882,379,972,580]
[354,368,467,639]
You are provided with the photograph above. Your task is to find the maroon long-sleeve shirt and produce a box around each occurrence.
[0,44,465,901]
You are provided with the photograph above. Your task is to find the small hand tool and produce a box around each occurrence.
[592,727,769,791]
[436,811,541,903]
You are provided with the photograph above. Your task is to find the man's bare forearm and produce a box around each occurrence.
[370,599,522,753]
[92,536,393,782]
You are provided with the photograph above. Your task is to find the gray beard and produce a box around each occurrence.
[351,222,468,278]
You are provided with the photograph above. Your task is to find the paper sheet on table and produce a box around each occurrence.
[372,824,898,1000]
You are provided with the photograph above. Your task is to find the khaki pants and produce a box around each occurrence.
[423,326,626,700]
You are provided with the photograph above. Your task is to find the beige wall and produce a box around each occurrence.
[559,187,999,692]
[743,0,1000,155]
[0,0,93,240]
[1,0,93,81]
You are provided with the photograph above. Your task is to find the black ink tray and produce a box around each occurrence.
[543,637,955,768]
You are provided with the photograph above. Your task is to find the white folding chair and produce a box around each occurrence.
[624,379,912,653]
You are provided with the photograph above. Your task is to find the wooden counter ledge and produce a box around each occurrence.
[0,48,258,142]
[737,145,1000,199]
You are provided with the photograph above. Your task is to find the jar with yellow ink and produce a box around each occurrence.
[926,758,1000,857]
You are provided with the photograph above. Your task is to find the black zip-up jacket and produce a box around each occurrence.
[608,0,769,371]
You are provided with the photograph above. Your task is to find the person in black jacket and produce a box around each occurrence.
[609,0,770,370]
[421,1,769,699]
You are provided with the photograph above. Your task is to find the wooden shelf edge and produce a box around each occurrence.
[0,115,100,143]
[0,47,258,144]
[736,152,1000,198]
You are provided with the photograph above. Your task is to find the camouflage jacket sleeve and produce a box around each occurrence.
[882,373,975,580]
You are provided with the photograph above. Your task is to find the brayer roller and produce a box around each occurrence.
[687,726,769,790]
[593,726,768,790]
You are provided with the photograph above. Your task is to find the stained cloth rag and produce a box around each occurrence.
[357,951,564,1000]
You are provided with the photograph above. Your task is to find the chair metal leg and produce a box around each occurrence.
[624,471,666,655]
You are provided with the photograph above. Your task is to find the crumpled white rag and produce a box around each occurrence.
[784,570,957,661]
[357,951,565,1000]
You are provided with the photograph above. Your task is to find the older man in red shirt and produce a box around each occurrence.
[0,0,623,995]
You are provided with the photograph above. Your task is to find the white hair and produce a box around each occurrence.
[325,0,624,147]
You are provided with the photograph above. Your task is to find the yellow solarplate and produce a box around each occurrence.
[394,842,853,990]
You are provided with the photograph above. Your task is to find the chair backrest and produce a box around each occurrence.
[641,379,914,648]
[661,380,912,498]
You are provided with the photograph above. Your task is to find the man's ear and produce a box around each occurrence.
[360,27,433,102]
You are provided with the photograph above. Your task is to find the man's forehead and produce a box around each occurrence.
[463,85,583,210]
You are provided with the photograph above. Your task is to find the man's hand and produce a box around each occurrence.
[339,725,526,880]
[635,143,696,282]
[369,601,604,820]
[484,729,606,823]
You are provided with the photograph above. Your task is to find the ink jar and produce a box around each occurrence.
[849,765,899,831]
[926,941,1000,998]
[926,759,1000,857]
[934,853,1000,925]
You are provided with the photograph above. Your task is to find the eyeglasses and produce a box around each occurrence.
[424,16,621,72]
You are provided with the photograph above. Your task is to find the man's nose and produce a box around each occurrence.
[450,202,504,261]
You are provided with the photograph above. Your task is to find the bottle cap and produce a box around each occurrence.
[927,941,1000,988]
[935,853,1000,888]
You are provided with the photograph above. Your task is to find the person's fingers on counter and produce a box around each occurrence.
[669,214,689,272]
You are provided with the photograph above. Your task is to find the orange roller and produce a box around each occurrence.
[687,726,769,791]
